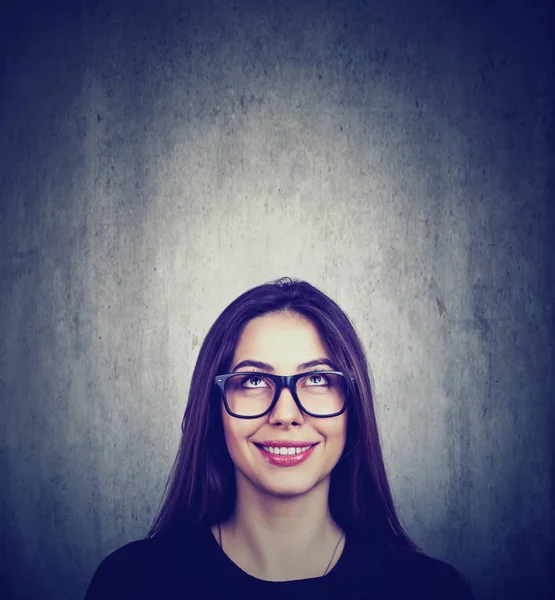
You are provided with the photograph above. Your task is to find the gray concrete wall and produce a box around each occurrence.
[0,0,553,598]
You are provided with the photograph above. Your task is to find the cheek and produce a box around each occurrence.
[222,414,258,459]
[328,414,348,437]
[325,417,348,451]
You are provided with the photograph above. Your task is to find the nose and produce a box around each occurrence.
[268,384,304,425]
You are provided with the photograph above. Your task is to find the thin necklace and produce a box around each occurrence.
[217,522,344,577]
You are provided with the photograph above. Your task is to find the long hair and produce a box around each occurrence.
[146,277,422,552]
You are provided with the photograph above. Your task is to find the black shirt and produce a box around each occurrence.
[84,523,475,599]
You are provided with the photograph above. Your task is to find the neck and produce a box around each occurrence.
[215,473,345,581]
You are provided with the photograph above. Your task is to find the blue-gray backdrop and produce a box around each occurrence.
[0,0,553,598]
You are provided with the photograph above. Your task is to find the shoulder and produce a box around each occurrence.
[92,537,160,574]
[380,544,475,599]
[336,536,475,599]
[84,538,164,599]
[84,525,206,599]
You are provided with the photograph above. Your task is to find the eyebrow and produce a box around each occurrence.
[231,358,336,373]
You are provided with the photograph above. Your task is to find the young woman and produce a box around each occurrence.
[84,277,475,599]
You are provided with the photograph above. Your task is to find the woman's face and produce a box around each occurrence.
[221,311,348,499]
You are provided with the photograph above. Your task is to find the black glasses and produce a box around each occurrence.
[213,371,350,419]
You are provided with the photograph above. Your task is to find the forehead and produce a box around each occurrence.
[232,312,330,365]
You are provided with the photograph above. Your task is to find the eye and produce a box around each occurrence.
[306,372,330,386]
[241,374,270,388]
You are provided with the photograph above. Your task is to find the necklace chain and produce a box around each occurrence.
[217,522,344,577]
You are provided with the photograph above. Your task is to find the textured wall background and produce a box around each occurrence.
[0,0,553,598]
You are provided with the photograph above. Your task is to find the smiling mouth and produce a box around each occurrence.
[254,442,319,465]
[254,443,318,455]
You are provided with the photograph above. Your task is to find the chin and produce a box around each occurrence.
[257,471,329,499]
[260,482,317,499]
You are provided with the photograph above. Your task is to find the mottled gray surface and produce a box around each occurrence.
[0,0,553,598]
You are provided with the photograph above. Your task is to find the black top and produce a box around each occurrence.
[84,523,475,599]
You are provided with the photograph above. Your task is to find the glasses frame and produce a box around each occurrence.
[213,370,351,419]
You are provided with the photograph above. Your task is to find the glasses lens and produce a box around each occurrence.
[295,372,347,415]
[224,372,347,417]
[225,373,276,417]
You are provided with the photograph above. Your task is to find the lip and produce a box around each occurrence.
[255,443,318,467]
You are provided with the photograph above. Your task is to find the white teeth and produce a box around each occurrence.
[262,446,312,455]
